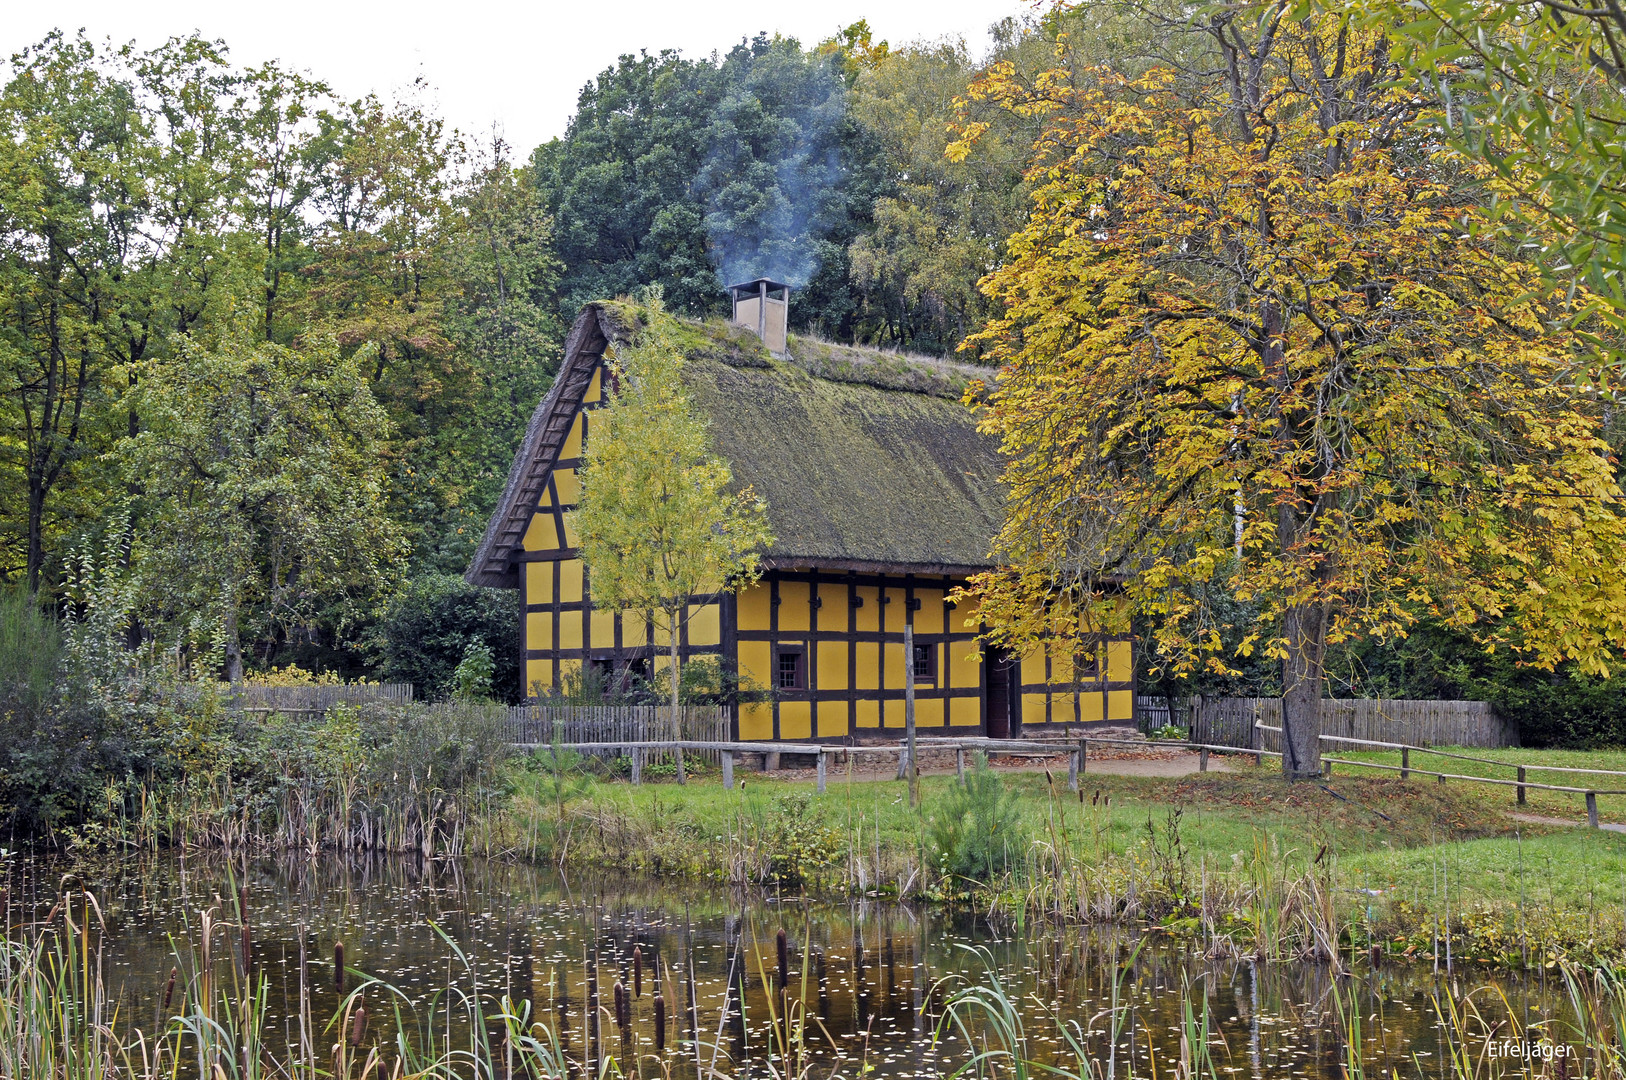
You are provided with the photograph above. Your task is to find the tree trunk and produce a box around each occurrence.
[1280,601,1325,780]
[668,610,684,784]
[904,622,917,808]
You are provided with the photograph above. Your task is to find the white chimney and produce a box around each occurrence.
[727,277,790,355]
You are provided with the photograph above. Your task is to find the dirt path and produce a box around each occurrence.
[1508,811,1626,834]
[765,750,1230,784]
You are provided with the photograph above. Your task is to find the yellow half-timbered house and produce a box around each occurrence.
[467,294,1135,741]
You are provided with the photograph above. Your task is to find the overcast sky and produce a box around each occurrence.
[9,0,1031,154]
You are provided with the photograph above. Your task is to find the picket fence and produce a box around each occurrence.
[1189,696,1516,750]
[229,683,414,711]
[503,704,732,763]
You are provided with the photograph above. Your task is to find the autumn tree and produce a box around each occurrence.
[961,13,1626,778]
[571,299,772,728]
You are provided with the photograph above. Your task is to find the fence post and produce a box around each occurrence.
[1199,747,1209,774]
[955,748,965,785]
[1323,757,1331,779]
[722,751,734,791]
[1517,766,1526,806]
[1401,747,1409,781]
[631,747,643,786]
[895,740,908,781]
[1251,718,1262,767]
[675,743,686,786]
[1588,792,1600,829]
[1067,746,1079,791]
[1080,740,1088,775]
[816,749,827,795]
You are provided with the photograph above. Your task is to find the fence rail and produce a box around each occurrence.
[504,705,731,763]
[1191,697,1514,751]
[229,683,415,711]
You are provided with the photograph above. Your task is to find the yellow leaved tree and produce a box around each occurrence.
[958,12,1626,778]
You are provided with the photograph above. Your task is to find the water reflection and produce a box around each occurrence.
[3,852,1571,1078]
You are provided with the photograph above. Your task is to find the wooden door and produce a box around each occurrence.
[985,647,1015,739]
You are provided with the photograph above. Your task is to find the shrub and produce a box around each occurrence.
[365,575,520,702]
[927,756,1027,883]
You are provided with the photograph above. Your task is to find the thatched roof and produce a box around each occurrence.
[467,302,1006,588]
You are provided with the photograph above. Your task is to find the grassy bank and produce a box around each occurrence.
[499,750,1626,966]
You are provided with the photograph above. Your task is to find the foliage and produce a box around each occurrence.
[572,296,773,715]
[121,323,404,680]
[0,589,59,729]
[532,34,888,338]
[927,755,1027,882]
[450,642,495,702]
[365,574,520,703]
[1387,0,1626,373]
[958,15,1626,778]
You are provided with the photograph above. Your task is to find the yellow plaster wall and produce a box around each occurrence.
[522,513,558,551]
[525,562,553,604]
[1022,693,1047,728]
[883,699,903,728]
[583,367,602,404]
[739,641,771,689]
[560,560,583,603]
[738,584,771,632]
[1107,641,1132,683]
[525,660,552,697]
[1108,689,1133,720]
[526,612,552,651]
[817,641,848,691]
[916,698,945,728]
[1082,692,1105,722]
[883,640,904,689]
[778,581,810,632]
[560,413,584,459]
[817,700,847,738]
[688,603,720,647]
[856,699,879,728]
[559,615,582,651]
[816,583,846,632]
[913,593,944,634]
[740,702,773,740]
[855,642,879,690]
[779,701,811,739]
[589,610,615,649]
[854,586,879,632]
[950,697,980,726]
[949,641,979,690]
[554,468,580,506]
[622,616,647,647]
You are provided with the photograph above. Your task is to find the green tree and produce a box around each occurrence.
[120,321,404,680]
[1387,0,1626,371]
[364,572,520,702]
[571,300,773,726]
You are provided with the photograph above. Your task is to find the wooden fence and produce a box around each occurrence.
[1192,697,1515,750]
[229,683,415,711]
[503,705,732,763]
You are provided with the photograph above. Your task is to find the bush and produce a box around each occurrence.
[927,755,1027,883]
[365,575,520,702]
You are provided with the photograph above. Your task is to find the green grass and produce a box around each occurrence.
[1328,744,1626,823]
[503,746,1626,963]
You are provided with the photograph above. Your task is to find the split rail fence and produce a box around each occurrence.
[229,683,415,713]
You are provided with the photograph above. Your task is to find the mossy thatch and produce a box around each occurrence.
[469,302,1006,587]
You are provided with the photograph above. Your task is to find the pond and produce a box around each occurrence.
[0,851,1587,1078]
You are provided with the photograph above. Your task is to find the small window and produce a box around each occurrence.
[1076,649,1100,683]
[776,649,805,690]
[912,643,935,683]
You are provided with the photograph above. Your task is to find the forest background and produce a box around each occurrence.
[3,5,1621,750]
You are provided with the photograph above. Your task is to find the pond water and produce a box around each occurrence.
[2,852,1581,1077]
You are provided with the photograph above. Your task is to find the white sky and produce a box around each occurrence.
[10,0,1032,154]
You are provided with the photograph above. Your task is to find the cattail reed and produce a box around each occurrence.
[633,944,643,997]
[776,928,789,989]
[653,991,666,1051]
[334,942,345,994]
[614,980,628,1027]
[161,965,178,1014]
[0,886,8,932]
[349,998,368,1045]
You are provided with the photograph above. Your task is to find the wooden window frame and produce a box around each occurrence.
[775,646,806,691]
[911,642,936,684]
